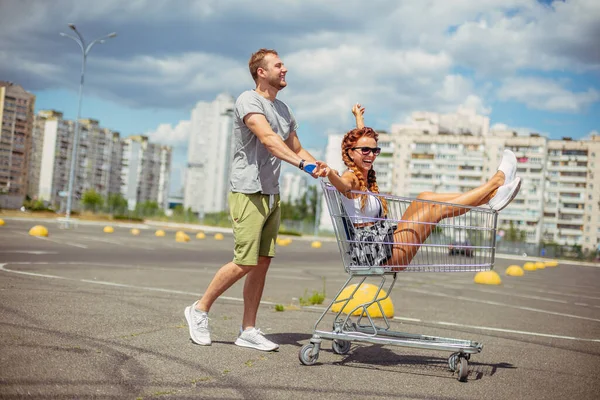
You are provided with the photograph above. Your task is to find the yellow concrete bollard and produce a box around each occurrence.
[175,231,190,242]
[155,230,166,237]
[277,238,292,246]
[474,270,502,285]
[311,241,322,249]
[131,228,140,236]
[196,232,206,239]
[28,225,49,237]
[505,265,524,277]
[534,262,546,270]
[331,283,394,318]
[544,260,558,267]
[214,233,224,240]
[523,262,537,271]
[103,226,114,234]
[0,218,5,226]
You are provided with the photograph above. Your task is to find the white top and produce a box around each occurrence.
[340,192,382,225]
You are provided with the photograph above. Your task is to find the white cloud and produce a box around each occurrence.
[498,77,599,113]
[146,120,191,147]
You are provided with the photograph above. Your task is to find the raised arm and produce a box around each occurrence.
[352,103,365,129]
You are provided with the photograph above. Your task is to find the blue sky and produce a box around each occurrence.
[1,0,598,193]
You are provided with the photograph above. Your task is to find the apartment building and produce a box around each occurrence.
[32,110,74,205]
[320,109,599,252]
[280,172,308,204]
[184,93,235,217]
[157,146,171,210]
[77,119,122,198]
[542,137,600,250]
[121,135,171,211]
[0,81,36,209]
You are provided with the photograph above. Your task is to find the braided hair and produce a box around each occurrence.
[341,127,388,215]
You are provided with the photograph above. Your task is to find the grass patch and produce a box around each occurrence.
[299,278,326,306]
[274,304,285,312]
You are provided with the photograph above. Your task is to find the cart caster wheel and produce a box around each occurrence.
[299,344,319,365]
[457,357,469,382]
[448,352,459,371]
[332,339,351,355]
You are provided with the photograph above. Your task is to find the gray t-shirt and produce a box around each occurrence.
[229,90,299,195]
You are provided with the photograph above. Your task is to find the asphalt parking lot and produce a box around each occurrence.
[1,218,599,399]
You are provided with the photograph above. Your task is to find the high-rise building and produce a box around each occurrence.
[120,135,172,211]
[78,119,119,198]
[32,110,74,206]
[184,93,235,217]
[280,172,308,204]
[0,81,36,208]
[320,109,599,252]
[157,146,172,210]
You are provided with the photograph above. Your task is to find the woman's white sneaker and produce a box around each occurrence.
[489,177,522,212]
[235,328,279,351]
[497,149,518,184]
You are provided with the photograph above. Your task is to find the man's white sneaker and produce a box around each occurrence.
[184,301,211,345]
[235,328,279,351]
[489,177,522,212]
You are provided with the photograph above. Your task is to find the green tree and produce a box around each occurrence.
[81,189,104,212]
[106,193,128,215]
[135,200,161,217]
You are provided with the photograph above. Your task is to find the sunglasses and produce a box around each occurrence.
[351,146,381,156]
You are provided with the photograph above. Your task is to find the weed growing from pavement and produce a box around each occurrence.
[299,277,326,306]
[274,304,285,311]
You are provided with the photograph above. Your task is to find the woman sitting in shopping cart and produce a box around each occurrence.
[320,104,522,268]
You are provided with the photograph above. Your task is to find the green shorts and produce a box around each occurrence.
[229,192,281,266]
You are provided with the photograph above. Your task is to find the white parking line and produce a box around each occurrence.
[15,232,88,249]
[405,287,600,323]
[77,236,156,250]
[1,262,598,343]
[0,251,59,254]
[393,317,600,343]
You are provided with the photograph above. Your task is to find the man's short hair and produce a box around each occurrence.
[249,49,278,83]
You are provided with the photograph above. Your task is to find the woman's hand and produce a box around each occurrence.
[352,103,365,117]
[352,103,365,129]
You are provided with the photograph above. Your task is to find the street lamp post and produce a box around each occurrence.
[60,24,116,228]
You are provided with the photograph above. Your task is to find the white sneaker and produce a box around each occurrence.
[184,301,211,345]
[497,149,517,184]
[235,328,279,351]
[489,177,522,212]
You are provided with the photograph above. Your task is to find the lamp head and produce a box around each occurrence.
[108,32,117,38]
[68,23,76,30]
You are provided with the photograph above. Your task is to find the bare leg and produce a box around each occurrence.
[242,256,272,329]
[196,261,253,312]
[390,171,504,266]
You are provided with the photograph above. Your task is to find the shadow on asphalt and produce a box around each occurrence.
[324,344,516,381]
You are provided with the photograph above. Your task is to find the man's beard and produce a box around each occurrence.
[269,75,287,90]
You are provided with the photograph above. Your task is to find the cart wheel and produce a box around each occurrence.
[448,352,459,371]
[457,357,469,382]
[299,344,319,365]
[332,339,351,355]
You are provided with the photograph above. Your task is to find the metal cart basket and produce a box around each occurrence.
[298,182,498,382]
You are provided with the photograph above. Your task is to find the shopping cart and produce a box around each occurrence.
[298,182,498,382]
